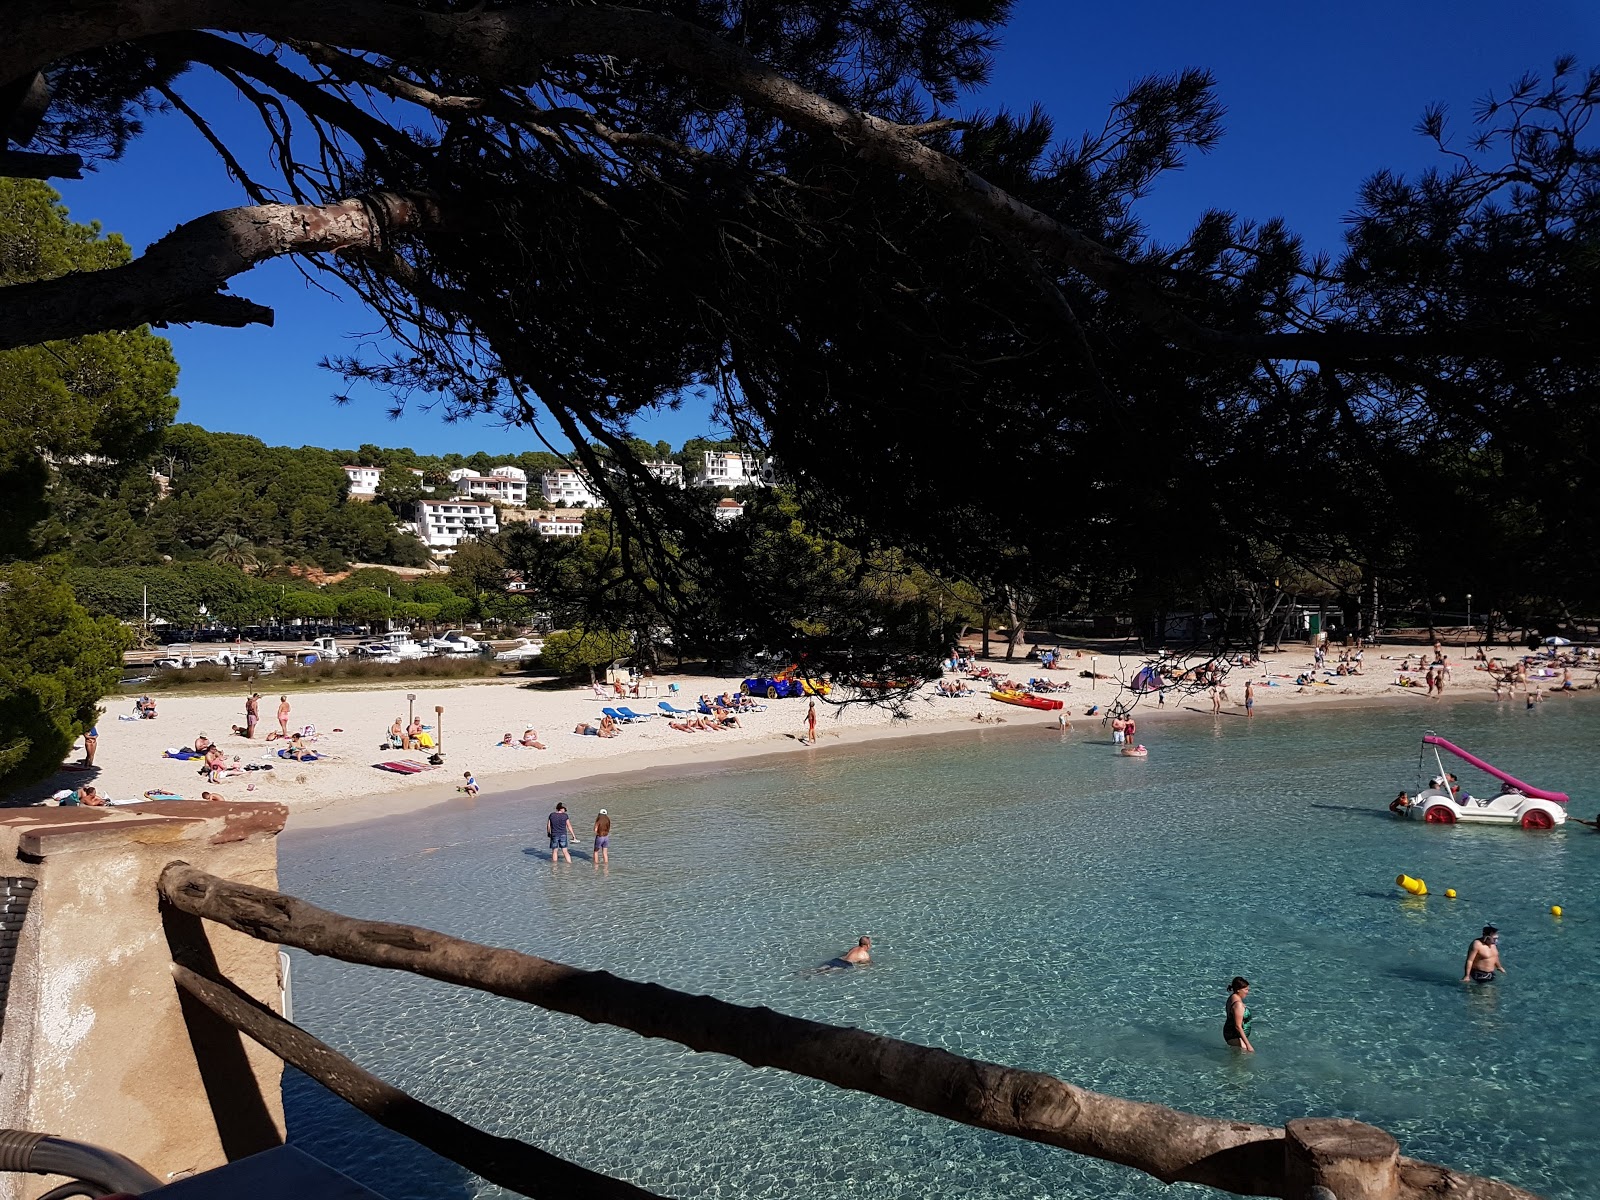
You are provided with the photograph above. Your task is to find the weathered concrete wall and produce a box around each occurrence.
[0,802,288,1199]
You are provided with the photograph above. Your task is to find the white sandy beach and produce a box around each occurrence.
[39,646,1583,831]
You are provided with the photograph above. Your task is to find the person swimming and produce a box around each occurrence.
[821,936,872,970]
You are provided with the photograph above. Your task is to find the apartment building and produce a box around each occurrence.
[644,460,686,488]
[696,450,768,487]
[450,465,529,506]
[344,464,422,496]
[539,468,599,507]
[413,498,500,555]
[713,498,745,522]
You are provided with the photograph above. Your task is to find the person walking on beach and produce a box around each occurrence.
[803,699,817,745]
[1243,681,1255,719]
[80,723,98,767]
[593,808,611,865]
[1223,977,1255,1052]
[277,695,291,737]
[547,801,574,863]
[244,692,260,739]
[1463,926,1505,983]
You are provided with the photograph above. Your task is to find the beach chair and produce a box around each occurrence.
[659,700,694,716]
[617,706,654,722]
[601,706,639,724]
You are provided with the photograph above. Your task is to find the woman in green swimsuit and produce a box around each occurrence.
[1224,977,1255,1052]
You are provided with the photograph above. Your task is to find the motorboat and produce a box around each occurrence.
[988,690,1064,711]
[1397,734,1569,829]
[495,637,545,662]
[425,630,485,657]
[382,632,429,660]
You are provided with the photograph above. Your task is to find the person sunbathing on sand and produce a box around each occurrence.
[597,715,619,738]
[520,729,546,749]
[498,733,517,747]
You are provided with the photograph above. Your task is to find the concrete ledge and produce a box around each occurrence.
[0,802,289,1200]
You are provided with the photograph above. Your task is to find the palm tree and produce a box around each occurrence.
[208,533,261,573]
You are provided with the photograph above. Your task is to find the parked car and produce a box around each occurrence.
[740,673,830,699]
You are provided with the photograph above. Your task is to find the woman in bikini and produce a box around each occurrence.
[1224,977,1255,1052]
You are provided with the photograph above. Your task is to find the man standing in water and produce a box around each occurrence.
[1462,925,1506,983]
[547,801,574,863]
[592,808,611,865]
[1244,681,1255,718]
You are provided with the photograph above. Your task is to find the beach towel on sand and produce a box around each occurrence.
[374,760,435,774]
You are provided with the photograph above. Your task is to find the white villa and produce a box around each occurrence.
[644,460,686,487]
[413,498,500,555]
[696,450,768,488]
[535,510,586,537]
[449,465,529,506]
[713,498,745,522]
[540,467,599,507]
[343,464,422,496]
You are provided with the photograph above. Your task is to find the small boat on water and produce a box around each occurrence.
[1395,734,1569,829]
[988,690,1064,711]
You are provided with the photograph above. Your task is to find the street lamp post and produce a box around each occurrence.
[1466,594,1472,629]
[407,692,417,728]
[434,705,444,752]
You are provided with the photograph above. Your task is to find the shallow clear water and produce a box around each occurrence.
[281,698,1600,1200]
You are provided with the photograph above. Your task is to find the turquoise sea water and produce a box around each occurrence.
[280,698,1600,1200]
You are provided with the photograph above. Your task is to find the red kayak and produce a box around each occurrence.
[989,690,1064,711]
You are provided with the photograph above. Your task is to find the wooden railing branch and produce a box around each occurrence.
[157,863,1543,1200]
[170,961,664,1200]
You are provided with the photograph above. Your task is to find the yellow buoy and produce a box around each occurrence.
[1445,889,1457,899]
[1551,905,1563,917]
[1396,873,1428,896]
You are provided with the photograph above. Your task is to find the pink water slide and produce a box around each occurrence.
[1423,735,1570,804]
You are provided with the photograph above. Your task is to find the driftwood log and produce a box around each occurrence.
[158,863,1542,1200]
[170,962,663,1200]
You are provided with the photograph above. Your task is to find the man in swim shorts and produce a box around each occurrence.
[1462,925,1505,983]
[840,936,871,965]
[546,801,574,863]
[592,808,611,865]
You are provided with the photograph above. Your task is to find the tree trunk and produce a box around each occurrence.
[981,607,991,659]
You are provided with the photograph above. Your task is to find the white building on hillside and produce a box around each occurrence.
[344,465,422,496]
[536,510,586,537]
[540,467,599,507]
[713,498,745,522]
[450,465,529,506]
[697,450,768,488]
[644,460,686,488]
[414,498,499,555]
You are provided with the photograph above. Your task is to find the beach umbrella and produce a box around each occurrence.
[1544,636,1573,646]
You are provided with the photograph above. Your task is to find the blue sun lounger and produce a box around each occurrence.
[659,701,695,716]
[616,706,654,721]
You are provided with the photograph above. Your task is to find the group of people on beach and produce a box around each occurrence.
[542,801,610,865]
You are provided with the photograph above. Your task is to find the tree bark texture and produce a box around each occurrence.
[169,962,665,1200]
[0,191,442,351]
[157,863,1543,1200]
[3,1,1569,361]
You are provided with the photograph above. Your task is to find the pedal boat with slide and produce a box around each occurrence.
[1397,734,1568,829]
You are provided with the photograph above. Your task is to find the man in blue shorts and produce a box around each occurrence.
[546,802,574,863]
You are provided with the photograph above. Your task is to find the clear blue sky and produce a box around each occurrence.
[52,0,1599,456]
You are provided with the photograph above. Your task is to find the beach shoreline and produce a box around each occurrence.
[36,648,1592,833]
